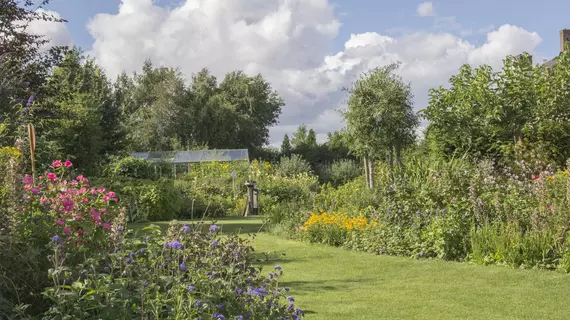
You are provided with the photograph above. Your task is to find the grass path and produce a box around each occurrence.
[135,218,570,319]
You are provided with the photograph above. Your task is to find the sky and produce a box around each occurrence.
[29,0,570,146]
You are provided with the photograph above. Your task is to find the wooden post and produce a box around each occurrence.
[244,181,257,216]
[27,124,36,183]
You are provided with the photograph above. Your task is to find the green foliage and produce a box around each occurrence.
[343,62,419,165]
[0,146,23,235]
[276,154,312,177]
[423,49,570,166]
[41,223,304,319]
[326,159,361,186]
[104,156,172,180]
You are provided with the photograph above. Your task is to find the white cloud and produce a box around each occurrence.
[417,2,435,17]
[26,9,73,50]
[85,0,542,145]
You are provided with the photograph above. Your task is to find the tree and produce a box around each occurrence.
[35,49,113,173]
[281,134,292,156]
[0,0,67,146]
[343,62,419,188]
[422,51,570,165]
[218,71,284,150]
[126,61,189,151]
[290,124,308,149]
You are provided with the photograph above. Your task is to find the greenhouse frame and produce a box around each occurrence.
[130,149,250,164]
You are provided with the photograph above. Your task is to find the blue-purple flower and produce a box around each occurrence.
[164,240,183,250]
[209,224,220,233]
[183,224,190,233]
[211,240,219,248]
[187,285,196,292]
[213,313,225,320]
[179,262,186,271]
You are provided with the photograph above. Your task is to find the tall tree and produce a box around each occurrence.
[281,134,292,156]
[343,62,418,188]
[35,49,113,173]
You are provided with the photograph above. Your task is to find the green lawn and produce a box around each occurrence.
[134,218,570,319]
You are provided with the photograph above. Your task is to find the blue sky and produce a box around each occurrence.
[46,0,569,62]
[36,0,570,143]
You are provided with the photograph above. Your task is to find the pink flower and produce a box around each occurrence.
[102,196,110,202]
[97,187,106,193]
[103,223,112,230]
[79,187,87,193]
[23,194,30,200]
[64,160,73,167]
[47,172,56,180]
[548,205,553,211]
[56,219,65,227]
[63,227,72,235]
[52,160,62,168]
[24,184,32,190]
[23,175,33,184]
[107,191,116,198]
[31,187,40,195]
[91,188,97,195]
[91,209,101,222]
[82,197,89,203]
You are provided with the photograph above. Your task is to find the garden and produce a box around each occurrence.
[4,1,570,319]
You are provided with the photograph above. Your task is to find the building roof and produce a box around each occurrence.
[543,56,558,68]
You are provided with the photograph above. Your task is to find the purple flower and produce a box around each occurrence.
[218,303,224,310]
[196,301,202,307]
[209,224,220,233]
[103,266,110,272]
[183,224,190,233]
[274,265,282,270]
[187,285,196,292]
[179,263,186,271]
[125,257,133,264]
[269,272,274,279]
[285,287,290,292]
[211,240,219,248]
[236,288,243,295]
[51,235,62,244]
[26,94,35,107]
[252,288,270,298]
[213,313,225,320]
[164,240,183,250]
[287,296,295,302]
[237,316,244,320]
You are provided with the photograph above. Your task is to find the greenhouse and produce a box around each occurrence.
[130,149,249,164]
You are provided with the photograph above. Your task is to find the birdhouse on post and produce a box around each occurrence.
[244,180,257,216]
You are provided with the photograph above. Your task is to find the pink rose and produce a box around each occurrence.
[102,223,112,230]
[102,196,110,202]
[107,191,116,198]
[64,160,73,167]
[52,160,62,168]
[56,219,65,227]
[23,194,30,200]
[31,187,40,195]
[47,172,56,180]
[63,227,72,235]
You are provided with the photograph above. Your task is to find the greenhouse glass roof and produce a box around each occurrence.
[130,149,249,164]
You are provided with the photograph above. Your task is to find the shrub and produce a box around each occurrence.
[329,159,361,185]
[105,156,172,180]
[0,146,23,236]
[102,179,183,222]
[41,223,305,319]
[275,154,312,177]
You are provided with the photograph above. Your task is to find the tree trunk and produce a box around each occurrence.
[363,156,369,188]
[395,143,403,167]
[368,158,375,189]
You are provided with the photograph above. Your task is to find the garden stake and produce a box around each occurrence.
[27,123,36,183]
